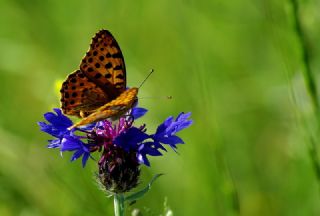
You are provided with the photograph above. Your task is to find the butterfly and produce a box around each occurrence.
[60,30,138,129]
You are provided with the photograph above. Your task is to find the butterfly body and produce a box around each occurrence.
[60,30,138,128]
[68,88,138,129]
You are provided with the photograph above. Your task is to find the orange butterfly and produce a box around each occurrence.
[60,30,138,129]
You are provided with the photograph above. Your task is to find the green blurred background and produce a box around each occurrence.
[1,0,320,215]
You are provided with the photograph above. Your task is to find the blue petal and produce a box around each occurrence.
[58,135,92,167]
[38,121,50,131]
[82,153,90,167]
[159,112,192,136]
[135,142,163,166]
[61,136,82,151]
[131,107,148,119]
[176,112,191,122]
[44,109,72,129]
[38,121,61,138]
[114,127,149,151]
[155,116,173,134]
[156,135,184,145]
[38,108,73,138]
[47,139,62,148]
[151,112,192,152]
[137,153,150,166]
[153,141,167,151]
[71,149,84,161]
[138,143,162,155]
[167,119,193,135]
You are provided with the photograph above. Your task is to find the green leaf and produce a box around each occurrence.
[124,173,164,203]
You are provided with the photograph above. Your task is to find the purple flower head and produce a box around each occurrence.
[94,117,160,167]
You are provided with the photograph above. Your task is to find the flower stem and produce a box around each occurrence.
[114,194,125,216]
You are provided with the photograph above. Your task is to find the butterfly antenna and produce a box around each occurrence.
[138,69,154,89]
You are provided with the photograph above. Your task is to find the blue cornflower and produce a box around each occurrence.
[39,107,192,192]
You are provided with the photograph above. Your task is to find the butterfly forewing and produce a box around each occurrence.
[80,30,126,98]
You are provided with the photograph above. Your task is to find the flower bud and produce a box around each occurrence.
[98,147,140,193]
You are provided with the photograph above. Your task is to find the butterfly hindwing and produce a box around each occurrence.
[60,70,109,117]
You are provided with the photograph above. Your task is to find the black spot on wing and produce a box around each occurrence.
[94,73,102,79]
[116,74,124,80]
[105,63,112,69]
[114,65,122,70]
[78,73,85,78]
[112,52,122,58]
